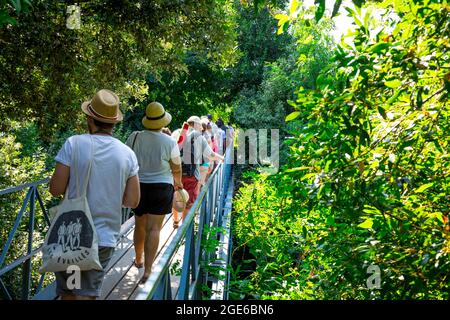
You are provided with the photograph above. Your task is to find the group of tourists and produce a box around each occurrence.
[49,89,233,300]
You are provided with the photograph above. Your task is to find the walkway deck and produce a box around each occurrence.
[34,213,186,300]
[101,214,183,300]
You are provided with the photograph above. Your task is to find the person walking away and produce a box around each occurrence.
[216,118,227,155]
[49,89,140,300]
[197,118,213,193]
[172,116,224,226]
[203,116,219,172]
[125,102,183,283]
[207,114,222,155]
[226,122,235,147]
[206,121,217,174]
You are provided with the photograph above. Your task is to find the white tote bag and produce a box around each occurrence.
[40,136,102,273]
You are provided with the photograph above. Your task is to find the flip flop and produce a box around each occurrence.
[133,259,144,269]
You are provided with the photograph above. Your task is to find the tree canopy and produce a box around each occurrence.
[0,0,238,139]
[232,0,450,299]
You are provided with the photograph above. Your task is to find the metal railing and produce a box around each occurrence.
[0,143,234,300]
[0,178,51,300]
[135,143,234,300]
[0,179,134,300]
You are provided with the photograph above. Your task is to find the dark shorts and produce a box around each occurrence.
[55,246,115,298]
[134,183,174,216]
[182,176,199,208]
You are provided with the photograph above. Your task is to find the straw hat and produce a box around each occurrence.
[81,89,123,123]
[142,102,172,130]
[173,189,189,212]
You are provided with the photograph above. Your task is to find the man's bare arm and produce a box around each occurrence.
[122,175,140,208]
[50,163,70,196]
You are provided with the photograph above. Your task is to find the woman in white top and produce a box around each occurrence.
[126,102,183,283]
[197,118,214,193]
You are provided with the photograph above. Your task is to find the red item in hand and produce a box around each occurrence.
[178,122,189,146]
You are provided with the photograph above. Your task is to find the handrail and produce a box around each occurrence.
[135,142,234,300]
[0,142,234,300]
[0,179,133,300]
[0,178,50,196]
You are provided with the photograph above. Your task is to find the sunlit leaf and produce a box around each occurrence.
[414,183,433,193]
[285,111,300,122]
[314,0,326,22]
[384,79,402,88]
[289,0,299,16]
[331,0,343,18]
[358,218,374,229]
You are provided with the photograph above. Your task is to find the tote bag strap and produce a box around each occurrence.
[80,135,95,197]
[71,137,80,198]
[69,135,95,198]
[131,131,140,151]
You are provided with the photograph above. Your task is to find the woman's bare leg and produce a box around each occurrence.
[133,215,147,266]
[143,214,166,278]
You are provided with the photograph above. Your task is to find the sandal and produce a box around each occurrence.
[173,219,181,229]
[139,275,149,284]
[133,259,144,269]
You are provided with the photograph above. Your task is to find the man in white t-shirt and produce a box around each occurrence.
[49,89,140,300]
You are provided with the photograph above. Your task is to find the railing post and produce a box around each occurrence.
[177,222,194,299]
[153,269,172,300]
[22,187,35,300]
[0,278,13,300]
[0,188,32,267]
[35,188,51,226]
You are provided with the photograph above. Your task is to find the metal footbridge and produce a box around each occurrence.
[0,146,234,300]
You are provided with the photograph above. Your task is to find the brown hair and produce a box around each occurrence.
[93,118,115,130]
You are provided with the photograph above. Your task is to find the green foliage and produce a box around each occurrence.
[232,0,450,299]
[0,129,53,299]
[0,0,238,140]
[143,53,233,131]
[200,225,227,299]
[0,125,46,189]
[229,4,292,98]
[0,0,32,28]
[231,172,308,299]
[232,3,335,175]
[233,58,296,130]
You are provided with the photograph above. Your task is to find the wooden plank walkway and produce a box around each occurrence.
[103,210,202,300]
[102,213,183,300]
[33,213,186,300]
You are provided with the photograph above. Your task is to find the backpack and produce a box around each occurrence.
[181,135,196,177]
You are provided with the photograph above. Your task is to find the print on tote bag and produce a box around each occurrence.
[40,136,102,273]
[45,211,94,264]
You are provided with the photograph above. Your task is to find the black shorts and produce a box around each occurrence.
[134,183,174,216]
